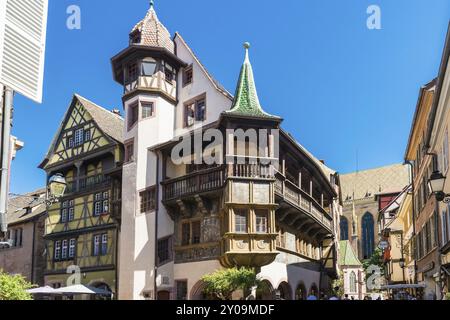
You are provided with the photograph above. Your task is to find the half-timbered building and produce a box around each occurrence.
[112,3,341,300]
[39,94,124,297]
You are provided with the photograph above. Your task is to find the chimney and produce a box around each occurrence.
[112,108,121,116]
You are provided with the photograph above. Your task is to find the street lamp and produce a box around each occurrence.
[46,174,67,205]
[399,259,405,269]
[428,170,449,202]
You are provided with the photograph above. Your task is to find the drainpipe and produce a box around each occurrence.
[0,87,14,236]
[153,151,160,300]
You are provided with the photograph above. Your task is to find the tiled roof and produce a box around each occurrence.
[340,164,409,202]
[339,240,362,266]
[130,2,174,53]
[41,95,124,167]
[75,95,124,143]
[7,189,46,225]
[226,43,279,119]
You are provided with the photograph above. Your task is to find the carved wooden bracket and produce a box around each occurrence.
[176,199,192,218]
[194,195,209,216]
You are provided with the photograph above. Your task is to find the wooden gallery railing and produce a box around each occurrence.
[162,163,274,201]
[274,172,332,232]
[162,164,332,232]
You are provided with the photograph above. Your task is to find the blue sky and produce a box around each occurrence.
[9,0,450,194]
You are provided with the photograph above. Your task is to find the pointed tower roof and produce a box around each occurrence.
[130,1,174,53]
[339,240,362,267]
[226,43,279,119]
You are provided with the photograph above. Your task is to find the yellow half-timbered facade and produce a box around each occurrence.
[39,94,124,297]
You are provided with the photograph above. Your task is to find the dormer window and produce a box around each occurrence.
[130,31,141,44]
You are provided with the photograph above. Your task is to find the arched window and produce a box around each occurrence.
[362,212,375,259]
[340,217,349,240]
[349,271,357,293]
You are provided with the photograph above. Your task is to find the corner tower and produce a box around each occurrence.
[111,1,186,300]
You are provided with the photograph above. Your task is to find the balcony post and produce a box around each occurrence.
[298,171,302,189]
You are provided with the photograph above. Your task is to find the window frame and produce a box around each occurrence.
[175,280,188,300]
[141,101,155,120]
[139,186,157,214]
[54,240,61,260]
[124,139,135,163]
[157,236,173,266]
[255,209,269,233]
[191,220,201,244]
[61,200,75,223]
[93,191,109,216]
[92,233,108,257]
[183,65,193,87]
[234,209,248,234]
[61,240,68,260]
[184,94,207,127]
[181,222,191,246]
[126,62,139,84]
[74,128,84,146]
[128,102,139,130]
[101,233,108,256]
[69,238,76,259]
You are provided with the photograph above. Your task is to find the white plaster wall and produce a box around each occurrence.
[174,36,232,137]
[118,162,138,299]
[174,260,223,299]
[119,93,176,300]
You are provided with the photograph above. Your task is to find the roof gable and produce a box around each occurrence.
[40,94,124,169]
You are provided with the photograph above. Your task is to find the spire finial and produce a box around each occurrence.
[150,0,154,9]
[243,42,250,62]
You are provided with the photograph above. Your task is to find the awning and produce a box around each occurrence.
[52,284,112,296]
[380,283,426,290]
[27,286,59,294]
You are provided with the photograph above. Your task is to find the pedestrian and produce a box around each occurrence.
[307,293,318,300]
[343,294,350,300]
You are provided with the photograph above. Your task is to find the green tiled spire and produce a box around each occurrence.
[339,240,362,266]
[227,43,279,119]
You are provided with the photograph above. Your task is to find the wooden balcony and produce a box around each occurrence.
[162,162,275,203]
[162,166,226,203]
[274,172,333,234]
[64,174,111,196]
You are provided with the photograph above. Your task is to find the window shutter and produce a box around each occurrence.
[0,0,48,103]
